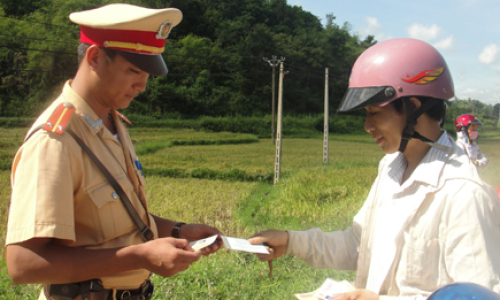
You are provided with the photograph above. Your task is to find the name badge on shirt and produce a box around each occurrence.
[135,160,144,176]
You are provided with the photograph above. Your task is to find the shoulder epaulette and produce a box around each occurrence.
[42,102,75,135]
[116,111,132,125]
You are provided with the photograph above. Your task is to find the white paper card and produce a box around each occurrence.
[314,278,354,300]
[221,236,270,254]
[189,234,219,251]
[294,291,320,300]
[189,235,270,254]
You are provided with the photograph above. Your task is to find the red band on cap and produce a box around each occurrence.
[80,26,166,54]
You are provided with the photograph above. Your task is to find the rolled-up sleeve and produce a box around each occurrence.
[285,193,371,270]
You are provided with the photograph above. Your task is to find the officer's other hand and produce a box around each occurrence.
[179,224,223,256]
[248,229,288,261]
[141,237,201,277]
[334,289,379,300]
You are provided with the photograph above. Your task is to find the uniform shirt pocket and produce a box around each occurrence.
[87,175,137,242]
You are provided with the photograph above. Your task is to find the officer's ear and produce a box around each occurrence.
[85,45,104,71]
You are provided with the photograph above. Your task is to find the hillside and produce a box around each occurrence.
[0,0,498,127]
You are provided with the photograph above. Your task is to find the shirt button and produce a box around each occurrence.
[112,192,118,199]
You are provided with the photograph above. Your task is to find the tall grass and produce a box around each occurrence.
[145,177,258,236]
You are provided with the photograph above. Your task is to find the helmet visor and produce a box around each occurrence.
[470,119,484,126]
[338,86,395,112]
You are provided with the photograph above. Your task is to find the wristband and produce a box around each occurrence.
[172,222,186,238]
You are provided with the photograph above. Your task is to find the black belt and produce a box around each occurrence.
[113,280,154,300]
[46,279,154,300]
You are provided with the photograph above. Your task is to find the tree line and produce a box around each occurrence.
[0,0,498,128]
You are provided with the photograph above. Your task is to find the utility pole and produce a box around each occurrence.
[323,68,329,163]
[274,61,285,184]
[263,55,285,144]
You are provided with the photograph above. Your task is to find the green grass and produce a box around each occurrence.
[130,128,259,152]
[1,127,499,299]
[474,136,500,189]
[0,128,27,170]
[135,137,259,156]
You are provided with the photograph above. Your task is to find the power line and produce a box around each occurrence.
[263,55,285,144]
[0,68,75,74]
[286,63,329,75]
[0,32,75,45]
[0,68,262,78]
[0,15,70,28]
[0,46,342,82]
[168,73,237,77]
[0,45,77,56]
[0,44,335,77]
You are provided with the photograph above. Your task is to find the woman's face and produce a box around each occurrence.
[364,103,407,154]
[469,124,479,140]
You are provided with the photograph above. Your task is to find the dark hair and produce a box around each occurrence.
[392,96,446,123]
[77,43,118,66]
[77,43,89,65]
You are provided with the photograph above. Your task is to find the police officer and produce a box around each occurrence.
[6,3,221,300]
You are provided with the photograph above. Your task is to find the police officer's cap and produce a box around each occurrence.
[70,3,182,76]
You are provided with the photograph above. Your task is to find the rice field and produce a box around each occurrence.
[0,126,499,299]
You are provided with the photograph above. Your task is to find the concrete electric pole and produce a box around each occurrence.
[274,61,285,184]
[263,55,285,144]
[323,68,329,163]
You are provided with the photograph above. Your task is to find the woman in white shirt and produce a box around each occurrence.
[250,38,500,300]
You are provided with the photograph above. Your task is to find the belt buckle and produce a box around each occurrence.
[120,291,131,300]
[89,279,103,292]
[146,282,155,300]
[146,281,154,300]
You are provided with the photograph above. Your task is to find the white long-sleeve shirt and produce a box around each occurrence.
[456,131,489,168]
[286,132,500,300]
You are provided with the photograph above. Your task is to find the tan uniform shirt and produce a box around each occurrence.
[6,81,158,292]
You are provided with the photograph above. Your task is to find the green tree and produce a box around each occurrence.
[0,0,385,118]
[0,0,50,16]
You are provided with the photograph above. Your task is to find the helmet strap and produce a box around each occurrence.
[398,98,417,152]
[465,126,472,144]
[398,97,451,153]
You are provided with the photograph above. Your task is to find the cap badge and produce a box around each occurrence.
[156,22,172,39]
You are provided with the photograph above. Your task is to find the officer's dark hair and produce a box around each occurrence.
[77,43,118,66]
[392,96,446,123]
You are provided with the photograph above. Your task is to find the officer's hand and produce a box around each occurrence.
[248,229,288,261]
[334,289,379,300]
[141,237,201,277]
[179,224,223,256]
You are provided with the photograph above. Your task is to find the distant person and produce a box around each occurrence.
[5,4,221,300]
[250,38,500,299]
[455,114,489,168]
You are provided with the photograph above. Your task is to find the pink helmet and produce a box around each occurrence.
[455,114,483,131]
[338,38,454,112]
